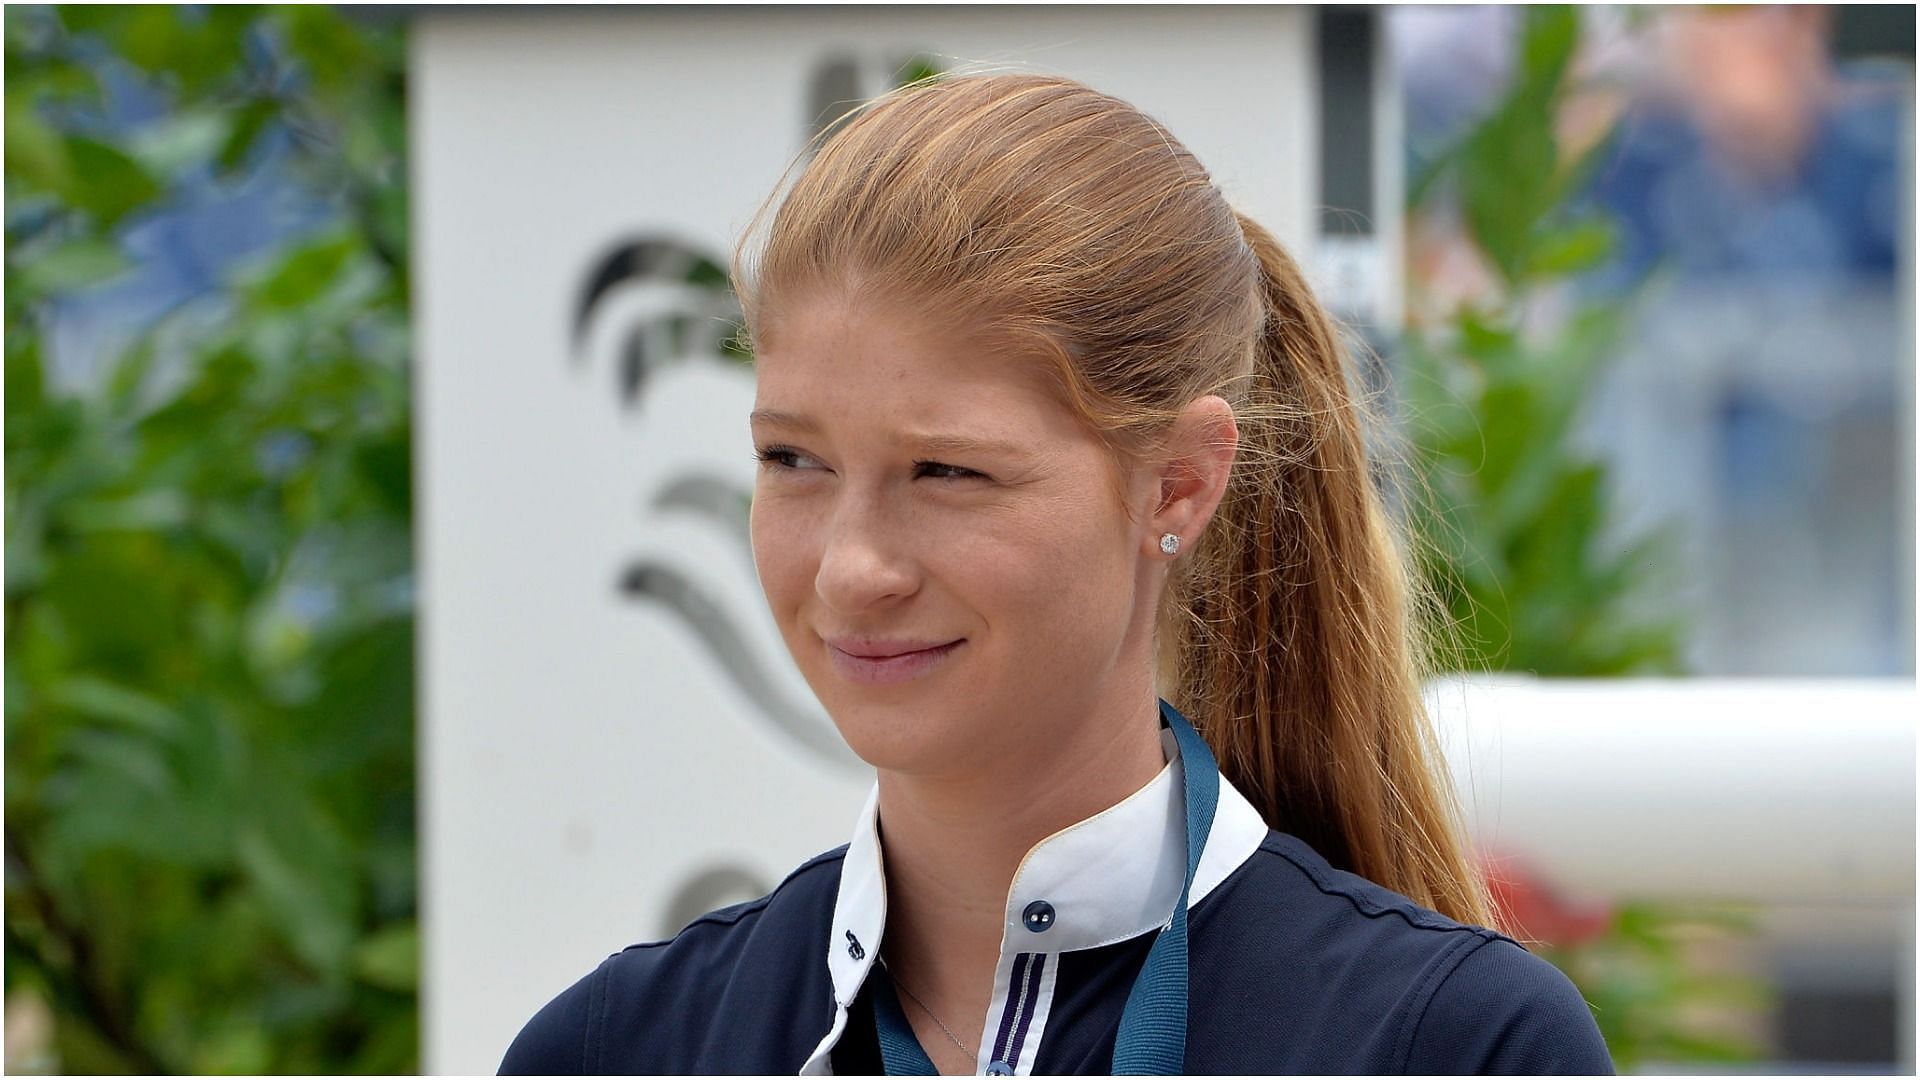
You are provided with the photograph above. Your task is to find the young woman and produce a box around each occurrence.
[501,72,1615,1076]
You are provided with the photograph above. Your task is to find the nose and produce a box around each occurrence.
[813,497,919,614]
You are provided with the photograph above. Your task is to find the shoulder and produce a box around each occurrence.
[1407,932,1616,1073]
[498,846,847,1075]
[1190,831,1612,1073]
[1205,830,1504,951]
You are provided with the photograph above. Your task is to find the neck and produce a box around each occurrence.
[873,690,1169,1040]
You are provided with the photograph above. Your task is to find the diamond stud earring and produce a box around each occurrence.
[1159,533,1181,556]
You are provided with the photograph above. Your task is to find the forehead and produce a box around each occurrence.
[749,298,1071,438]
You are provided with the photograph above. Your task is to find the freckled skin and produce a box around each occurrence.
[747,297,1154,783]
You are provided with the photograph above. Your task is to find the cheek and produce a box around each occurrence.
[748,493,814,623]
[962,491,1136,657]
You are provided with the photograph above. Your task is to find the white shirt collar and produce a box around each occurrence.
[818,725,1270,1009]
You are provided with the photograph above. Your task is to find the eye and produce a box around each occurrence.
[915,460,986,482]
[753,445,824,472]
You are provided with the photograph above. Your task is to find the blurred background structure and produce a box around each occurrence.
[4,4,1914,1075]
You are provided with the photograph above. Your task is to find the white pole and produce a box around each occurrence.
[1425,676,1917,906]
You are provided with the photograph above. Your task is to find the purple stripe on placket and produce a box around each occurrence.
[1004,952,1047,1068]
[991,953,1034,1062]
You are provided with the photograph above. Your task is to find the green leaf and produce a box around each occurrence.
[354,433,412,516]
[1529,219,1617,277]
[39,536,183,665]
[40,731,230,869]
[1519,6,1580,92]
[16,237,131,294]
[1447,6,1585,286]
[53,5,129,41]
[216,97,278,177]
[60,136,162,228]
[60,490,194,534]
[110,5,248,95]
[281,6,375,95]
[44,675,181,737]
[250,232,358,309]
[1459,101,1558,283]
[1455,306,1517,366]
[125,107,232,177]
[104,334,160,416]
[5,334,47,420]
[4,87,74,195]
[351,921,418,991]
[61,728,175,802]
[236,817,356,978]
[196,1025,273,1075]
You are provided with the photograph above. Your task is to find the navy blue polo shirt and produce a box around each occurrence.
[501,727,1614,1074]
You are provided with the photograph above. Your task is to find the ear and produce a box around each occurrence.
[1143,396,1238,558]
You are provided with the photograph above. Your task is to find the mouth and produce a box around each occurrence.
[826,639,965,686]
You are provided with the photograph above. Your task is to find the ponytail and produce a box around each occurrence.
[1161,211,1495,929]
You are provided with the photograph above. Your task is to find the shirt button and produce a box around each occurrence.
[1022,900,1056,933]
[986,1061,1014,1075]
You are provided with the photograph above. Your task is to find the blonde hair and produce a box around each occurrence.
[731,72,1494,929]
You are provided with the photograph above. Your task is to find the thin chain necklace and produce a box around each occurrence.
[879,956,972,1060]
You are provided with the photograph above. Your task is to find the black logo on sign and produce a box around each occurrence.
[570,236,748,405]
[571,235,857,771]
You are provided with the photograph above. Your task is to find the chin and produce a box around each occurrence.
[822,696,989,776]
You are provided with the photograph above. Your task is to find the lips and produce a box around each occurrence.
[825,636,962,659]
[825,638,966,686]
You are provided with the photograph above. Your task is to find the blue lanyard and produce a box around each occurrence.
[871,698,1219,1075]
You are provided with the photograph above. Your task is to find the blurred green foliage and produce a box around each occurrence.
[1403,6,1766,1070]
[1552,903,1771,1070]
[1404,4,1686,677]
[5,5,414,1073]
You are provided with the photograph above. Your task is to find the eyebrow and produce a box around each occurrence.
[748,408,819,432]
[749,409,1030,459]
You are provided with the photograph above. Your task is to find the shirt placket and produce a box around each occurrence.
[974,946,1060,1075]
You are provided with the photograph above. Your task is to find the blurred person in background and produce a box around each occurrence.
[1594,4,1898,288]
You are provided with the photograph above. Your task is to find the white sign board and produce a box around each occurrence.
[412,7,1316,1072]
